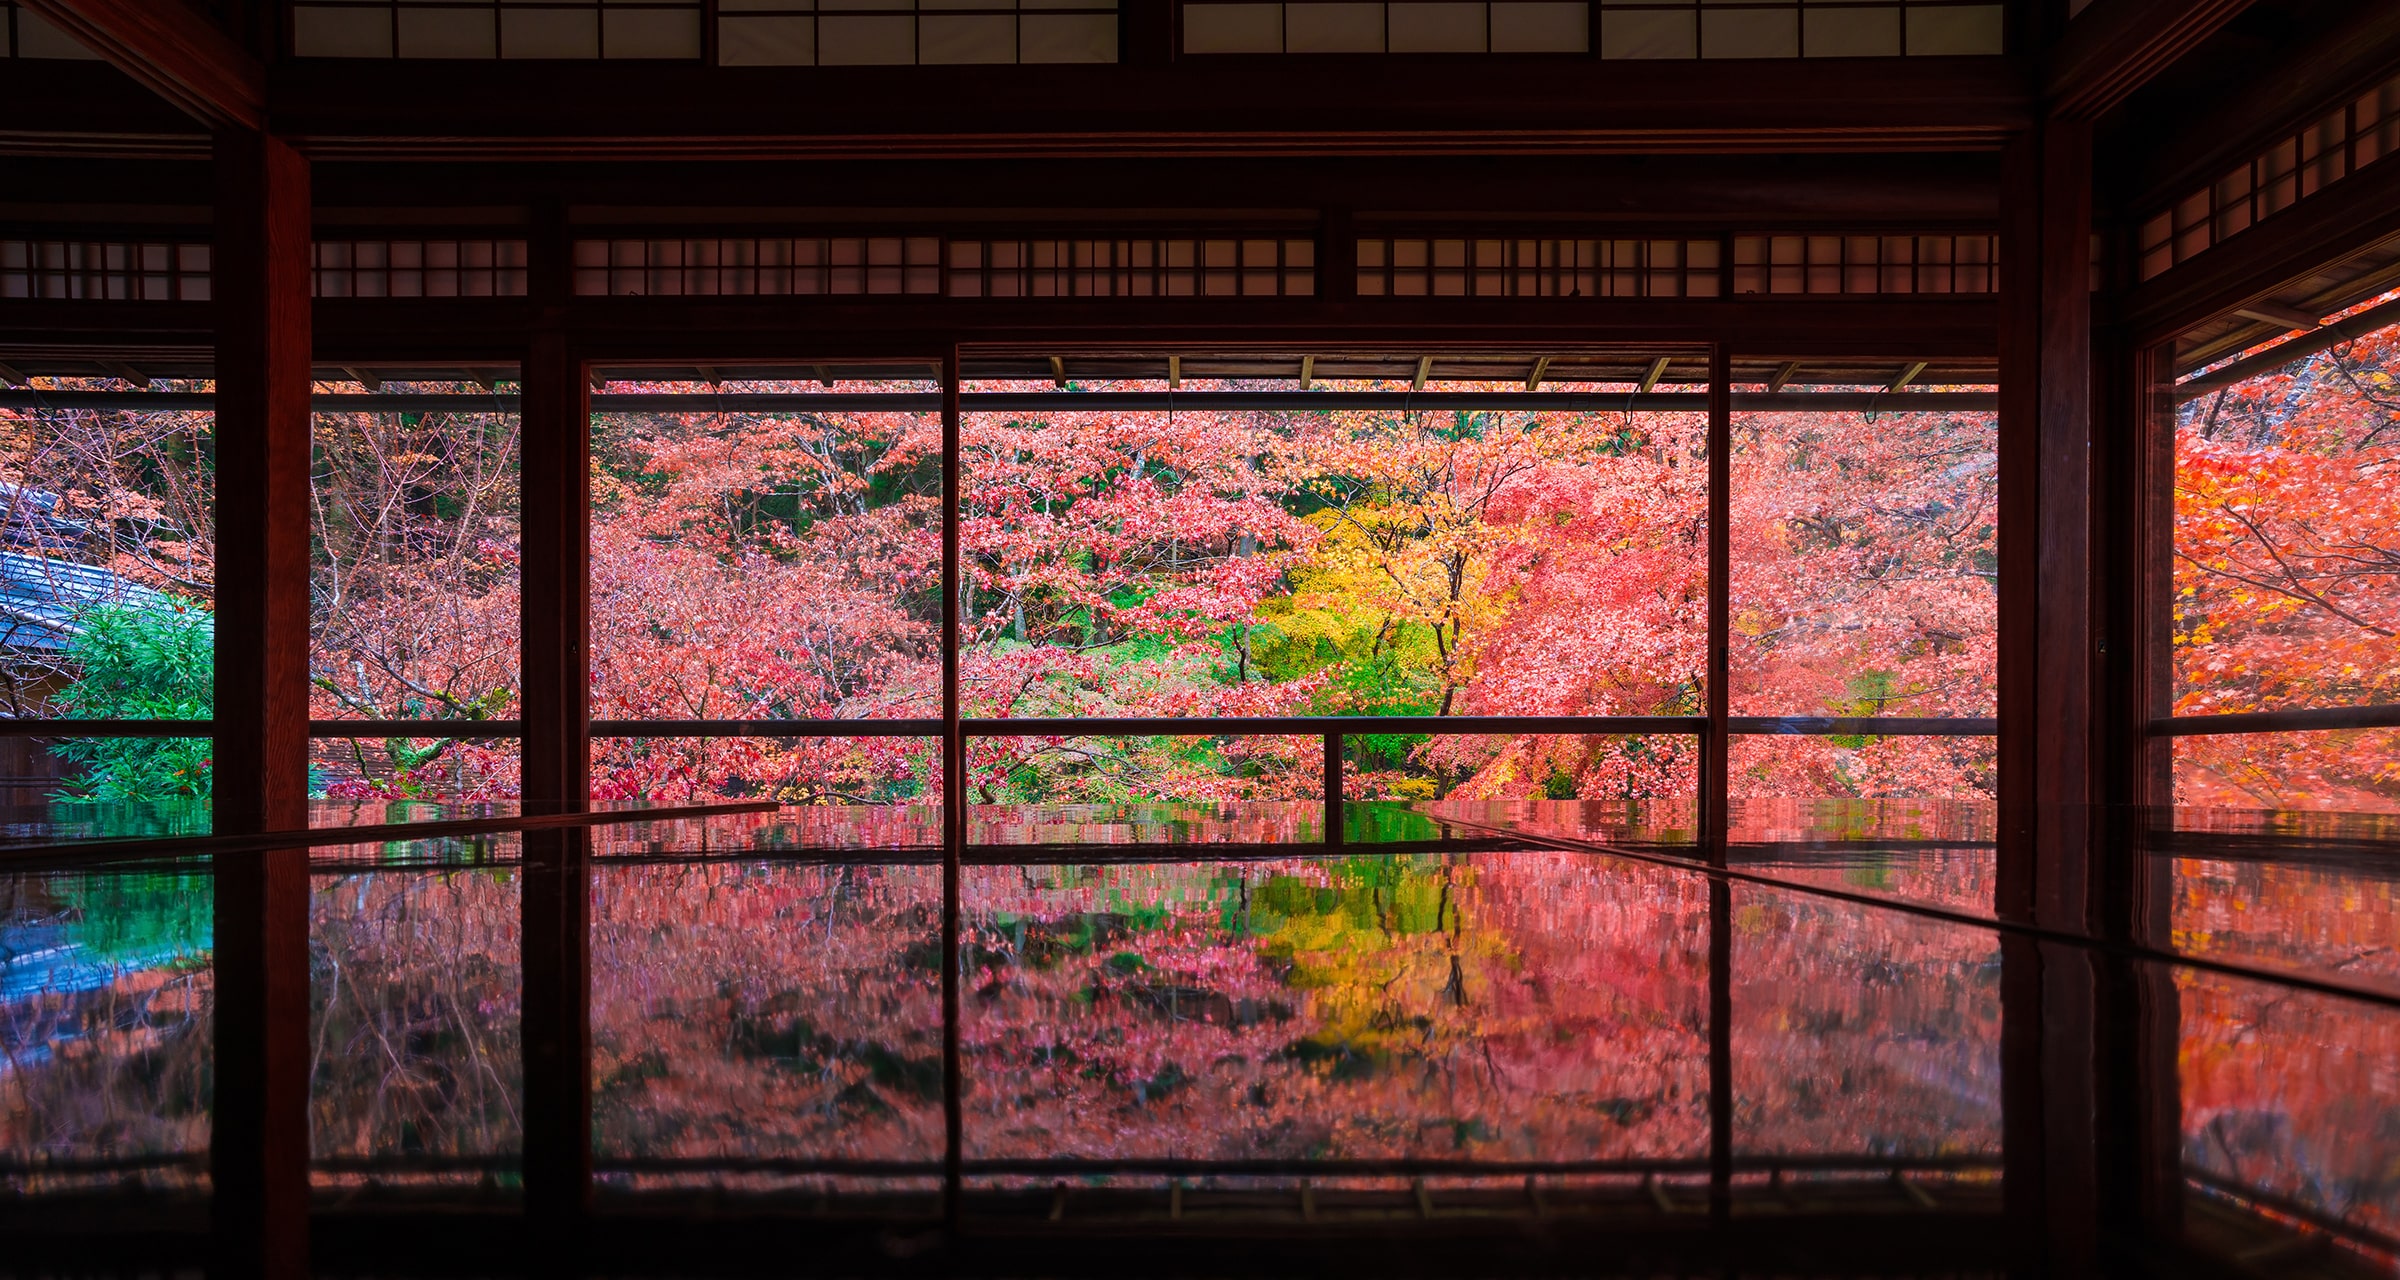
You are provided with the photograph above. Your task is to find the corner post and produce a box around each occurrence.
[1999,116,2103,1279]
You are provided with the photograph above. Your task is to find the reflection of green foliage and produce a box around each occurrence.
[1249,857,1456,942]
[51,596,213,800]
[36,798,211,840]
[47,871,212,967]
[1342,802,1447,844]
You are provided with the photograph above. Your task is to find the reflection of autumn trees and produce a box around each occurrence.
[589,863,947,1166]
[576,850,2017,1169]
[2173,857,2400,991]
[307,871,523,1164]
[2176,317,2400,811]
[1731,886,2002,1157]
[2180,969,2400,1248]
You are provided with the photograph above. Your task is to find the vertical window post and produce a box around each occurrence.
[520,203,593,1248]
[1704,342,1732,1222]
[209,125,314,1280]
[1705,342,1730,863]
[941,344,966,1226]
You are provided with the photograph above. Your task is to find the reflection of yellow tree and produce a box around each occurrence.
[1253,857,1512,1087]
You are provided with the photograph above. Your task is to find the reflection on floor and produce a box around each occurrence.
[0,800,2392,1276]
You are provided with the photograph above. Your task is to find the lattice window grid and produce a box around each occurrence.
[2138,71,2400,282]
[292,0,705,58]
[1729,234,1996,295]
[1356,238,1720,298]
[313,240,530,298]
[1,241,211,301]
[948,238,1314,297]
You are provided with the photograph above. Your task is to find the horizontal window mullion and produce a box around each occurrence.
[1727,716,1996,736]
[963,715,1704,736]
[311,719,523,738]
[590,719,942,737]
[2147,705,2400,737]
[0,719,212,737]
[0,390,2003,415]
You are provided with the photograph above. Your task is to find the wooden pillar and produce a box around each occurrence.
[209,126,313,1280]
[1998,117,2103,1279]
[1998,118,2098,929]
[519,205,592,1258]
[520,206,588,817]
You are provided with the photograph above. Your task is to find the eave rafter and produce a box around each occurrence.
[2043,0,2261,121]
[17,0,263,132]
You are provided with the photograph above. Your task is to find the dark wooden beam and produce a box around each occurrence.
[17,0,262,131]
[207,126,313,1280]
[1,147,2005,225]
[0,295,2004,375]
[264,56,2030,160]
[2045,0,2259,120]
[0,60,209,157]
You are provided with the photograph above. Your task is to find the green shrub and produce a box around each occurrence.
[51,595,213,800]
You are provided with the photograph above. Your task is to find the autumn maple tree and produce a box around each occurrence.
[2175,313,2400,810]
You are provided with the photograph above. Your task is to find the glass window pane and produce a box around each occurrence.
[311,381,522,741]
[2173,314,2400,720]
[960,395,1706,735]
[2173,728,2400,813]
[1352,731,1698,805]
[969,733,1320,816]
[591,735,937,807]
[0,380,213,748]
[589,375,940,724]
[313,734,523,804]
[1731,383,1998,720]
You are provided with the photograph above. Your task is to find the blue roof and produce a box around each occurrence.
[0,552,178,653]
